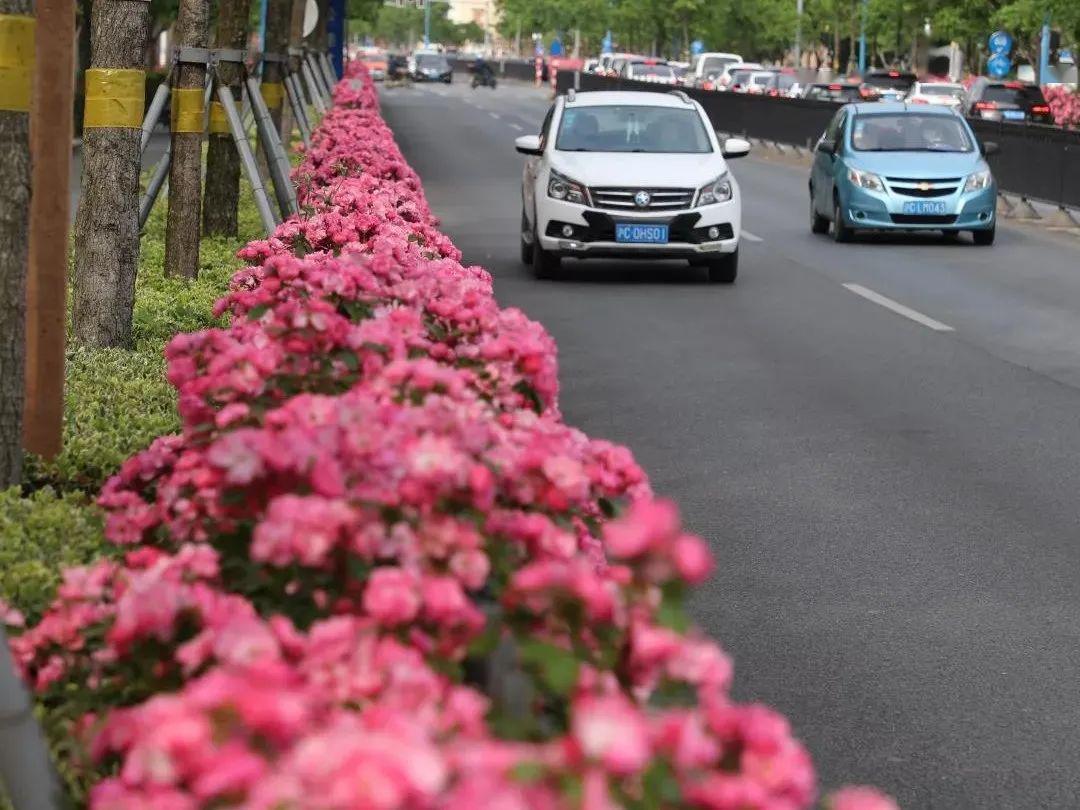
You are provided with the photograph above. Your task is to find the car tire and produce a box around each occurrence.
[706,249,738,284]
[810,192,829,234]
[832,198,852,243]
[520,211,533,266]
[532,234,561,279]
[973,226,995,246]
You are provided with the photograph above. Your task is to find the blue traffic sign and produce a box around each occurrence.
[988,31,1013,55]
[690,39,705,56]
[987,52,1012,78]
[601,30,613,54]
[550,37,564,57]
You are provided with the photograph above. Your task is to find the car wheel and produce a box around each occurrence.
[972,226,995,246]
[532,234,561,279]
[832,198,852,243]
[706,249,738,284]
[810,192,829,234]
[520,210,534,266]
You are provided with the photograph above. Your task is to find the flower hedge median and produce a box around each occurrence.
[4,65,896,810]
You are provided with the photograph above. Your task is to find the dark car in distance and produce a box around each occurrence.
[860,70,917,101]
[804,82,870,103]
[412,52,453,83]
[964,78,1054,124]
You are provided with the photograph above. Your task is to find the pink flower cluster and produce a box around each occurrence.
[1042,85,1080,129]
[8,64,895,809]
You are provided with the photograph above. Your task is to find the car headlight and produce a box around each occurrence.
[964,169,992,192]
[847,167,884,191]
[696,172,733,206]
[547,169,590,205]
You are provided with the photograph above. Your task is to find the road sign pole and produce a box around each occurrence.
[1039,17,1051,85]
[858,0,867,74]
[424,0,430,47]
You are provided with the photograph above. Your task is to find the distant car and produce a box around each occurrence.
[584,58,600,73]
[745,70,777,94]
[860,70,917,101]
[726,67,759,93]
[605,53,641,78]
[804,82,869,103]
[515,89,751,283]
[411,52,452,83]
[670,63,690,85]
[687,51,743,88]
[358,49,388,81]
[905,81,965,110]
[964,78,1054,124]
[809,102,999,245]
[715,62,763,91]
[621,58,678,85]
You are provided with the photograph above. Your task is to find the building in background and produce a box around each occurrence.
[448,0,503,54]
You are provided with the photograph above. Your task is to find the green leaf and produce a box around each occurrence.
[518,639,580,696]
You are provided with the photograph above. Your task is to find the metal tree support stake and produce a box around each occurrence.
[300,55,327,114]
[0,627,67,810]
[318,50,336,91]
[284,70,312,146]
[244,73,298,217]
[215,78,278,234]
[141,71,172,154]
[305,51,331,101]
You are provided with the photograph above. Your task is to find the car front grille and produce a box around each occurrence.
[890,214,958,225]
[886,177,961,198]
[590,187,696,211]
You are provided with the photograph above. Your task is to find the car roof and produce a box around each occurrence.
[565,91,694,108]
[847,101,960,116]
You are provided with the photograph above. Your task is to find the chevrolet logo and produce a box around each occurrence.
[918,182,933,191]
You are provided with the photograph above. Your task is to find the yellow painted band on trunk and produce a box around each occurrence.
[0,15,35,112]
[83,68,145,129]
[208,100,230,134]
[170,87,205,133]
[260,81,284,110]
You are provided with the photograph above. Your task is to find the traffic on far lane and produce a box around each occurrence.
[515,90,750,283]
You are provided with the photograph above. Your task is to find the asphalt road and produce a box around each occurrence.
[380,79,1080,808]
[69,128,170,222]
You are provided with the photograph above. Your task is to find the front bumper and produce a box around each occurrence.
[537,200,740,258]
[840,183,997,231]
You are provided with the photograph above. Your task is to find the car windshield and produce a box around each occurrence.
[920,85,963,97]
[630,62,674,79]
[417,55,448,69]
[730,70,753,84]
[851,113,973,152]
[700,56,737,76]
[982,84,1046,105]
[808,84,860,101]
[751,73,773,86]
[864,73,915,90]
[556,105,712,154]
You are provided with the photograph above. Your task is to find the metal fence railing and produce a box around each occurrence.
[556,72,1080,212]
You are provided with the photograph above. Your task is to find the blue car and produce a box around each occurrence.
[809,103,999,245]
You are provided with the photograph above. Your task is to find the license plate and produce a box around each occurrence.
[615,223,669,244]
[902,201,948,215]
[1003,110,1025,120]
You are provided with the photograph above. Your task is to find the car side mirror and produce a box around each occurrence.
[721,137,751,158]
[981,140,1000,157]
[818,138,837,155]
[515,135,543,156]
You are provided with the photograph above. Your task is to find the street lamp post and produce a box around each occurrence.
[794,0,803,67]
[858,0,867,73]
[424,0,431,47]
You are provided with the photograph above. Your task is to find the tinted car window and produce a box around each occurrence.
[981,84,1047,105]
[863,72,916,90]
[700,56,737,77]
[851,113,973,152]
[778,74,798,91]
[730,70,753,85]
[416,54,448,70]
[556,105,712,154]
[630,62,674,79]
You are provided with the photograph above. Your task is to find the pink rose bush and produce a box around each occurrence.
[8,64,893,808]
[1042,85,1080,129]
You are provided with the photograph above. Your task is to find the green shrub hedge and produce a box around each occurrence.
[0,487,108,623]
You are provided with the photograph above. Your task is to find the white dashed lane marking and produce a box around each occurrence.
[842,283,954,332]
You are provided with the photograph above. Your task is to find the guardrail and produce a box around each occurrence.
[556,72,1080,214]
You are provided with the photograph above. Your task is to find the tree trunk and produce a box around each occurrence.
[0,0,33,487]
[286,0,305,119]
[202,0,251,237]
[164,0,209,278]
[71,0,149,348]
[263,0,290,141]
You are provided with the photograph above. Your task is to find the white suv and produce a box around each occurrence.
[515,90,749,283]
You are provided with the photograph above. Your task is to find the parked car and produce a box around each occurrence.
[808,102,999,245]
[804,81,872,103]
[860,70,917,101]
[687,51,743,88]
[905,81,965,110]
[602,53,639,77]
[746,70,777,94]
[357,48,388,81]
[514,89,751,282]
[964,78,1054,124]
[584,58,600,73]
[621,58,679,85]
[410,52,453,83]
